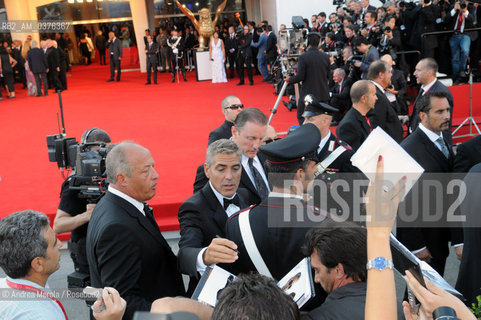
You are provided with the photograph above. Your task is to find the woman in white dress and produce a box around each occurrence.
[209,31,227,83]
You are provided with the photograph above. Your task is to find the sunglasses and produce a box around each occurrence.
[225,104,244,110]
[263,137,280,144]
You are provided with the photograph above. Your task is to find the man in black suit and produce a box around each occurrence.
[224,26,237,79]
[95,30,107,65]
[367,60,403,143]
[208,96,243,145]
[11,40,26,88]
[236,25,254,86]
[194,108,269,206]
[54,40,68,91]
[46,39,63,91]
[145,35,159,85]
[398,92,463,275]
[444,1,476,84]
[27,40,49,97]
[454,135,481,173]
[336,80,378,150]
[381,54,408,115]
[409,0,441,58]
[86,142,185,319]
[265,25,278,71]
[178,139,246,293]
[330,68,352,123]
[286,33,330,124]
[410,58,454,143]
[107,31,122,82]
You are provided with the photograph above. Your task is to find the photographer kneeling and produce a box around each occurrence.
[53,128,111,284]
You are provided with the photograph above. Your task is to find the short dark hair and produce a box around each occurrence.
[262,25,268,32]
[212,273,300,320]
[418,91,450,114]
[319,12,326,17]
[326,32,335,40]
[354,36,369,47]
[308,33,321,48]
[264,157,311,188]
[234,107,267,131]
[0,210,50,278]
[303,221,367,282]
[350,80,373,104]
[366,10,377,21]
[367,60,388,80]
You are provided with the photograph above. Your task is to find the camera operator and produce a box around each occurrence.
[361,11,381,46]
[285,32,330,125]
[444,0,475,85]
[53,128,111,276]
[353,36,380,79]
[378,15,402,59]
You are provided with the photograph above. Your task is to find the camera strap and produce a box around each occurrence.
[238,208,273,278]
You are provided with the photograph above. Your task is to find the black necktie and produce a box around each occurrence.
[143,203,158,229]
[223,195,240,210]
[248,157,269,199]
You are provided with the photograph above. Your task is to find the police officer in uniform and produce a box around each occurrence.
[225,124,328,310]
[167,26,187,83]
[301,94,364,221]
[53,128,111,285]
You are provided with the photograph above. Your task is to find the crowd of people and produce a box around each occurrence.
[1,1,481,320]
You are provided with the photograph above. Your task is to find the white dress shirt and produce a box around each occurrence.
[108,185,145,216]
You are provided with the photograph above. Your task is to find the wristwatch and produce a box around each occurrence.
[366,257,394,271]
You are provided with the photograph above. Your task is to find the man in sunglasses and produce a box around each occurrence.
[208,96,244,146]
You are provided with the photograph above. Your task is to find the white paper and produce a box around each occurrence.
[197,265,236,307]
[350,127,424,199]
[277,257,313,308]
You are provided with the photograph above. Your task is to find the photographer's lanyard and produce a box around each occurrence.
[365,45,372,57]
[6,279,68,320]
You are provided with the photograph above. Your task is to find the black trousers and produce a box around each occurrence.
[237,55,253,83]
[170,56,186,79]
[110,57,121,80]
[34,72,48,95]
[98,49,106,65]
[3,72,14,92]
[146,58,158,83]
[227,51,236,77]
[48,69,63,90]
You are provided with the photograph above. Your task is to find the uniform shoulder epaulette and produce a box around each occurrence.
[336,139,353,151]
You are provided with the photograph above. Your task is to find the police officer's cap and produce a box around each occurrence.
[260,123,320,164]
[302,94,339,117]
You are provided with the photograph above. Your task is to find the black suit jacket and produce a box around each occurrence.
[86,192,185,320]
[224,34,237,52]
[265,32,278,61]
[145,42,159,64]
[410,80,454,143]
[178,183,248,278]
[237,33,253,58]
[317,132,357,172]
[107,38,122,60]
[371,85,403,143]
[409,4,440,50]
[208,120,233,145]
[289,47,330,103]
[27,48,48,73]
[330,78,352,113]
[454,135,481,173]
[46,47,60,69]
[398,128,462,264]
[192,153,267,206]
[336,107,373,151]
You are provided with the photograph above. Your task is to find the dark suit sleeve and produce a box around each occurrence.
[336,122,360,150]
[453,143,473,173]
[178,201,205,277]
[289,55,306,84]
[193,164,208,194]
[208,130,222,146]
[42,53,48,70]
[94,223,152,316]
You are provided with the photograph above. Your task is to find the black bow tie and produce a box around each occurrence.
[223,195,240,210]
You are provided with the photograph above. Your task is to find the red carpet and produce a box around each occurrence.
[0,62,479,238]
[0,63,296,235]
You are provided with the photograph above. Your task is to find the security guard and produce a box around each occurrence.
[301,94,366,221]
[225,123,327,309]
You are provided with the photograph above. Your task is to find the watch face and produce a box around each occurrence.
[373,257,387,270]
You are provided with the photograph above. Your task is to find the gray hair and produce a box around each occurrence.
[221,96,240,110]
[105,141,145,184]
[206,139,242,166]
[0,210,50,278]
[335,68,346,78]
[31,40,38,48]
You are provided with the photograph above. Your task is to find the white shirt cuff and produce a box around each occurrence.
[196,247,210,273]
[451,9,457,16]
[453,243,464,248]
[411,247,427,254]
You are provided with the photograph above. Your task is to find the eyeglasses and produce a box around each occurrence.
[225,104,244,110]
